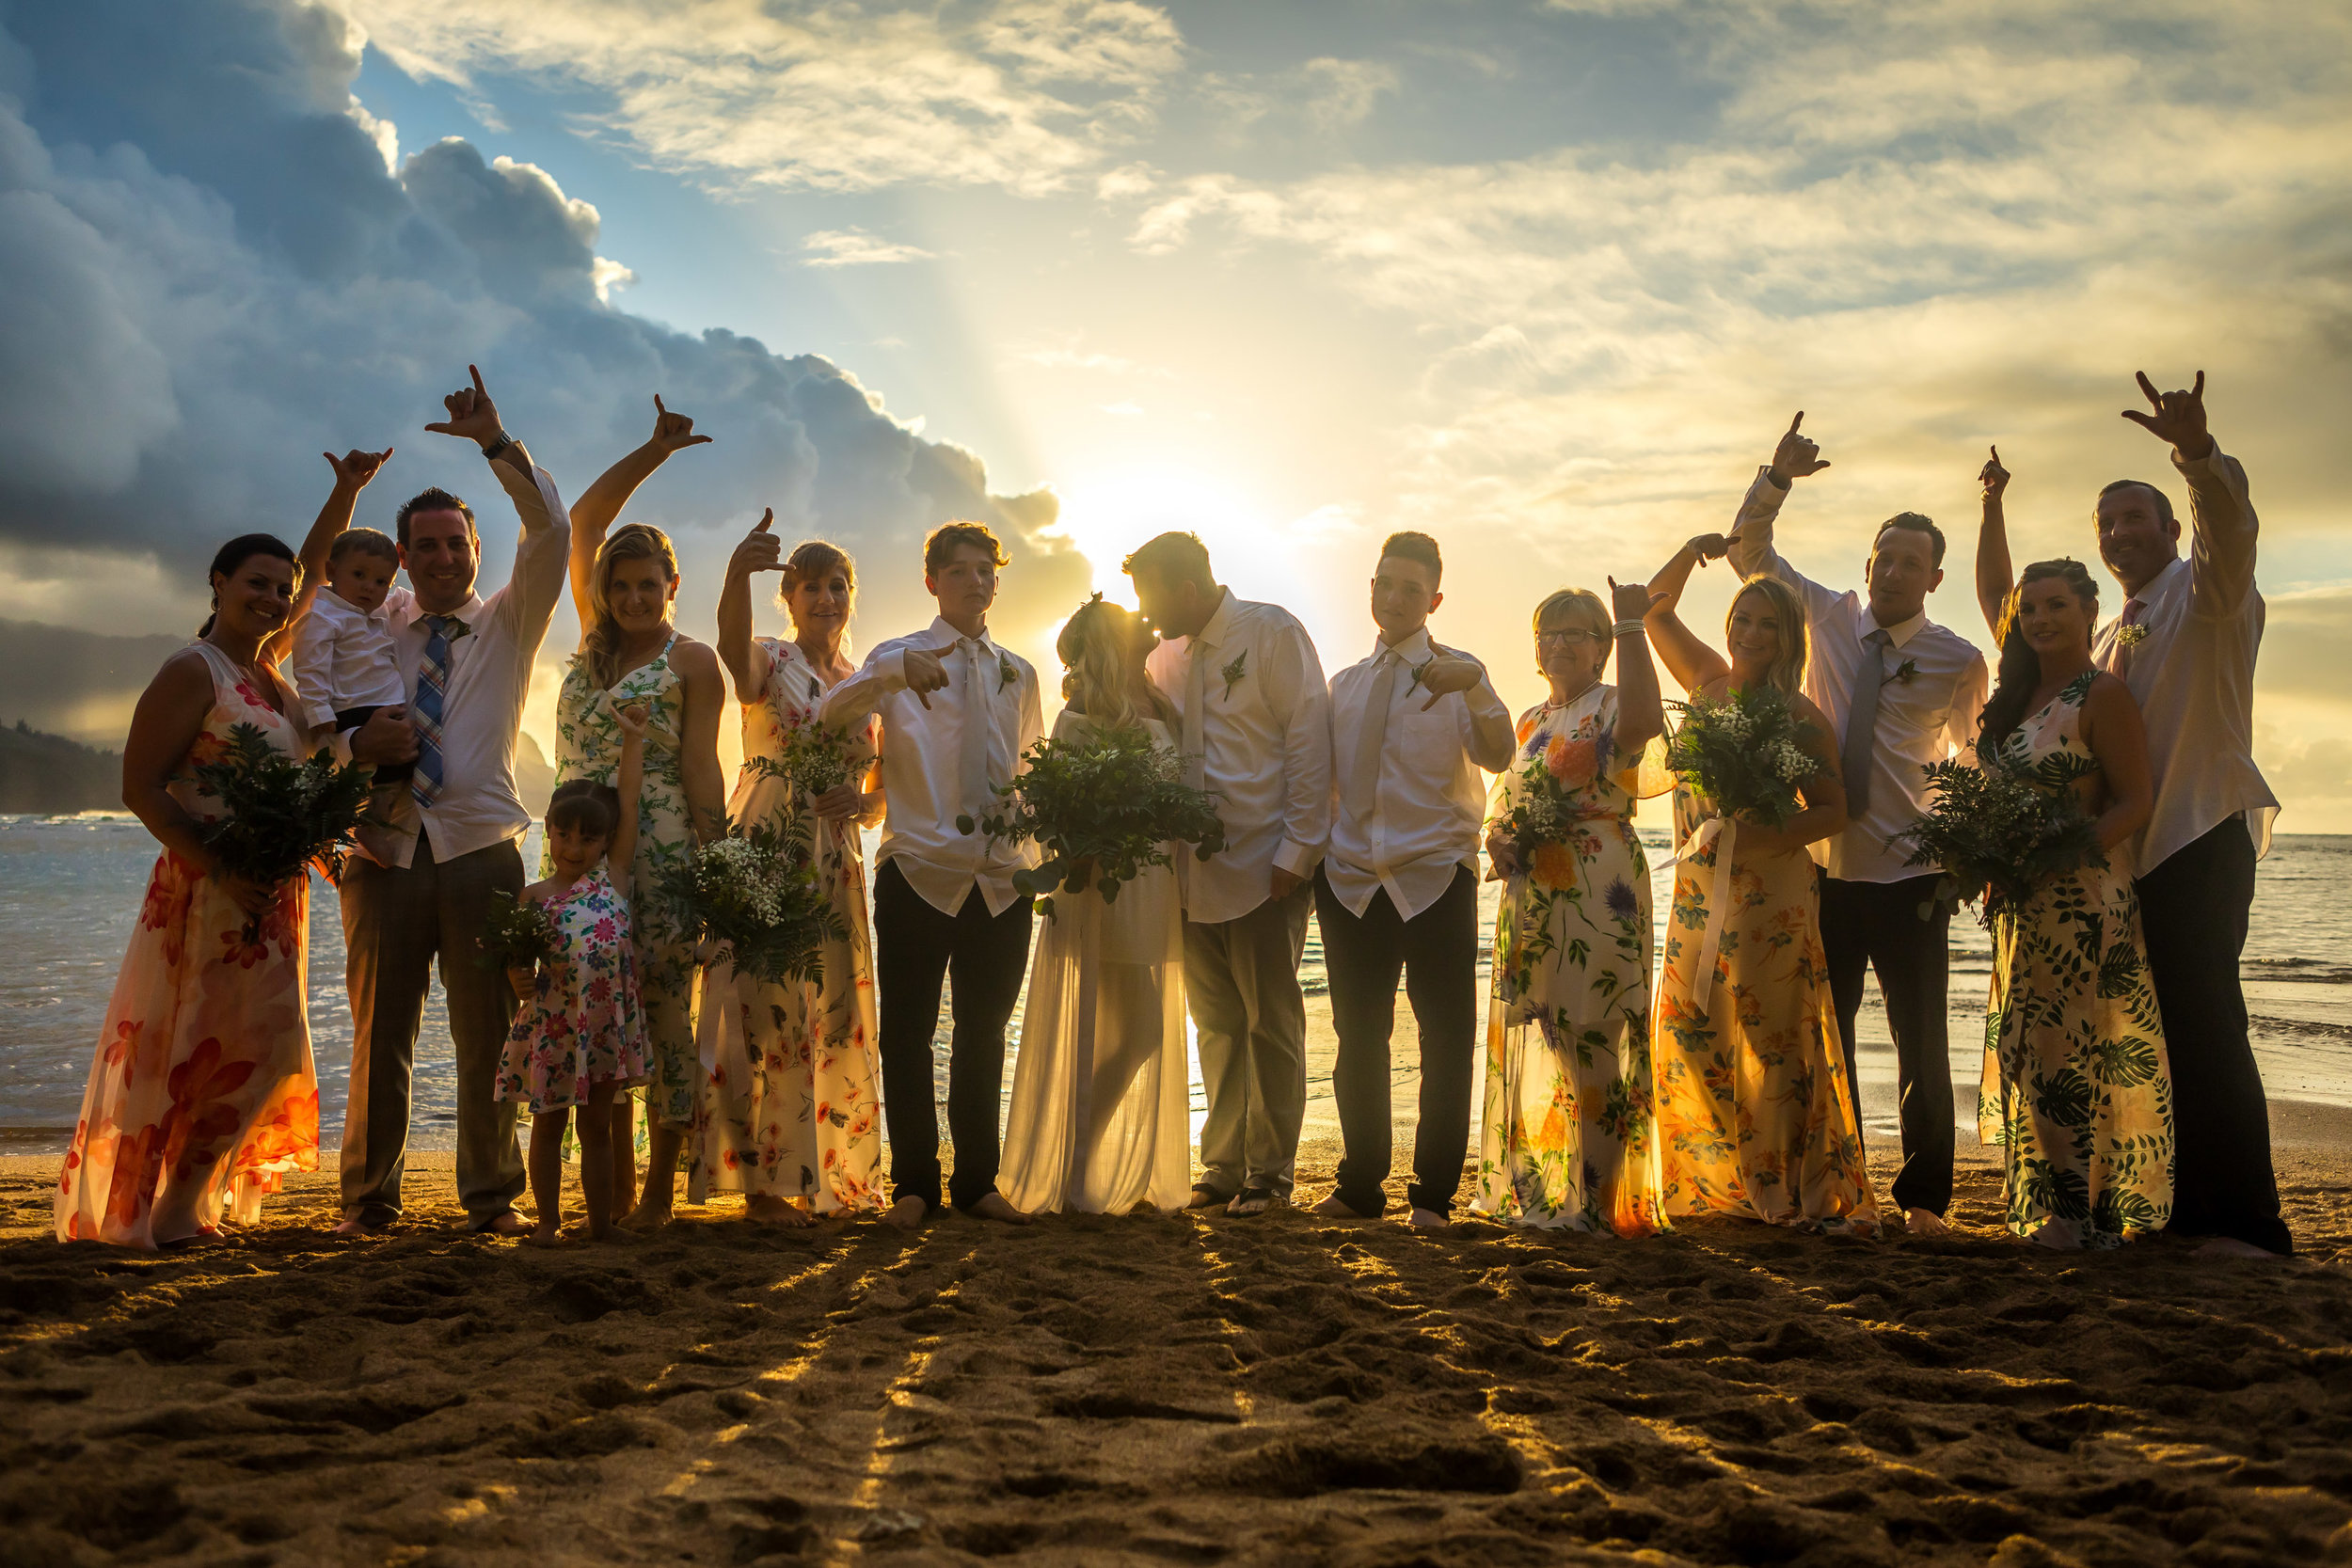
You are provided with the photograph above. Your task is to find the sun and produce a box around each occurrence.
[1042,464,1327,609]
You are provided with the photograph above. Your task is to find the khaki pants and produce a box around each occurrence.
[1184,883,1311,1201]
[339,833,526,1228]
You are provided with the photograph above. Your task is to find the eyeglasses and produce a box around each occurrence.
[1535,628,1599,648]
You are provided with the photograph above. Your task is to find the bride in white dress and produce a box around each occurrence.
[998,599,1193,1215]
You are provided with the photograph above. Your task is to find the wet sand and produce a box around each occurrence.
[4,1122,2351,1566]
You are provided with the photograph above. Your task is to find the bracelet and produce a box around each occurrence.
[1612,619,1645,638]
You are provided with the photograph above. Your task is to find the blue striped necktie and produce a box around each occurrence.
[412,614,466,807]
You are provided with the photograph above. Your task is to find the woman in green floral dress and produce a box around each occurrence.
[554,399,728,1226]
[1475,581,1671,1234]
[1976,560,2170,1249]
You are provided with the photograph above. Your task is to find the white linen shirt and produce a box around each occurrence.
[1144,590,1331,926]
[1324,626,1516,920]
[341,458,570,869]
[2093,446,2278,871]
[1726,467,1990,884]
[819,617,1043,918]
[288,585,406,729]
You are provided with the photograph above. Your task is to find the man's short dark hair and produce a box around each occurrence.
[2097,479,2177,530]
[924,520,1009,576]
[395,487,476,549]
[328,528,398,566]
[1871,511,1947,567]
[1377,531,1442,585]
[1121,531,1214,590]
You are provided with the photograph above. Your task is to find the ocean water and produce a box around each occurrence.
[2,817,2347,1153]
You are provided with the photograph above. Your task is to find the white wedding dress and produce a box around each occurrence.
[998,710,1192,1214]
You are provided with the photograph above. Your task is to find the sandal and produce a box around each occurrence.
[1226,1188,1279,1217]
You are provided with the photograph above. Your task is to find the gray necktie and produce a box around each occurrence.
[960,638,992,820]
[1343,650,1399,826]
[1182,636,1208,790]
[1841,627,1892,816]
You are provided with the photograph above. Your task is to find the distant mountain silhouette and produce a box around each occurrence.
[0,721,123,814]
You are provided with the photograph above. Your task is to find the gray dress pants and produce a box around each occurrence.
[1184,882,1312,1201]
[338,832,527,1228]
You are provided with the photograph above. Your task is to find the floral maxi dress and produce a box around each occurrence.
[495,864,652,1115]
[696,638,886,1212]
[55,643,321,1245]
[1653,773,1879,1235]
[1979,671,2173,1247]
[550,635,699,1131]
[1474,686,1670,1234]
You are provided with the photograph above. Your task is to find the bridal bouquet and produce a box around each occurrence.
[191,721,378,933]
[1899,755,2106,927]
[478,890,559,973]
[747,718,863,804]
[1662,685,1816,827]
[958,721,1225,917]
[655,818,844,987]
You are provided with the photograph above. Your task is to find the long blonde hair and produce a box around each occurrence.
[1057,595,1168,729]
[1727,574,1810,697]
[582,522,678,689]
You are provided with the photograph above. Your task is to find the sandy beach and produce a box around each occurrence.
[4,1120,2350,1567]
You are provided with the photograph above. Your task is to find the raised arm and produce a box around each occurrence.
[2079,674,2153,852]
[1724,411,1834,596]
[1644,535,1733,694]
[567,395,712,627]
[717,509,785,701]
[609,703,650,895]
[269,447,393,666]
[1975,445,2013,637]
[423,364,569,636]
[1608,577,1664,756]
[2124,371,2259,618]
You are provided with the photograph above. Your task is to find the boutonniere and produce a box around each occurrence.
[1406,658,1433,693]
[1219,650,1248,701]
[2114,623,2150,649]
[1883,657,1919,687]
[996,651,1019,691]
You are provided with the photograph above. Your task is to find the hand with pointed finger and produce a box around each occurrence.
[1979,444,2010,500]
[649,393,713,454]
[1609,576,1651,625]
[900,646,949,709]
[728,508,785,581]
[614,702,651,742]
[325,447,395,491]
[423,364,504,446]
[1685,532,1732,564]
[2122,370,2213,460]
[1770,411,1831,483]
[1416,653,1483,710]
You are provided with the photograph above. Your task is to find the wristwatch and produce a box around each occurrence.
[480,430,517,462]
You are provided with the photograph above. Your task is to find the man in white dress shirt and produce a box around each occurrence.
[1311,533,1515,1228]
[335,367,571,1237]
[1979,372,2288,1258]
[1127,532,1331,1216]
[821,521,1042,1229]
[1726,413,1989,1238]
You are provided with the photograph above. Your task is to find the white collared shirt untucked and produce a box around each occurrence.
[289,585,406,730]
[1144,590,1331,926]
[2093,447,2278,870]
[1324,626,1515,920]
[1727,467,1991,884]
[820,616,1043,917]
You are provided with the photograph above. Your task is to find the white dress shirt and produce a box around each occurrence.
[1727,467,1990,884]
[1144,590,1331,926]
[288,585,407,730]
[343,458,571,869]
[820,616,1043,917]
[2093,446,2278,871]
[1324,626,1516,919]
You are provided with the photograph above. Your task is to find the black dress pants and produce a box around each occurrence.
[872,860,1034,1213]
[1313,864,1479,1215]
[1819,870,1955,1217]
[2137,817,2292,1255]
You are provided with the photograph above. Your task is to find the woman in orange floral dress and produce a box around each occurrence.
[1638,537,1878,1236]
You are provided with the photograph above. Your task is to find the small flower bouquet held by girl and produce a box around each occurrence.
[1898,755,2107,927]
[656,818,844,988]
[958,722,1225,917]
[477,889,559,972]
[190,721,378,935]
[745,718,863,805]
[1662,685,1816,826]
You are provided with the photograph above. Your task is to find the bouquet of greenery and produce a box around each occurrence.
[1898,754,2106,927]
[655,816,844,988]
[478,889,559,973]
[190,721,378,934]
[1662,685,1816,827]
[958,721,1225,918]
[1495,754,1583,864]
[746,718,863,805]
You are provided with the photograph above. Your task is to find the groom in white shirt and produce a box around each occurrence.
[821,521,1042,1228]
[1128,531,1330,1216]
[1312,533,1514,1228]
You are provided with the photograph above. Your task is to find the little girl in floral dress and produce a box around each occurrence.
[498,704,655,1243]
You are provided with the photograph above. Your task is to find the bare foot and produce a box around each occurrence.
[967,1192,1031,1226]
[1406,1207,1449,1230]
[618,1203,673,1232]
[2027,1223,2079,1251]
[478,1211,531,1237]
[881,1196,928,1231]
[1185,1185,1231,1211]
[2196,1236,2279,1260]
[746,1195,818,1229]
[1226,1189,1279,1217]
[1310,1194,1371,1219]
[1904,1207,1950,1238]
[331,1217,384,1239]
[524,1223,564,1247]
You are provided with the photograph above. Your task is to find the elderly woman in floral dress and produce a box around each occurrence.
[1475,580,1670,1234]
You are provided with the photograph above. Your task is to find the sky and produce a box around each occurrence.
[1,0,2347,821]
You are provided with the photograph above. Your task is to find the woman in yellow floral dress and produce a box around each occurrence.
[1976,561,2170,1249]
[557,400,728,1225]
[1640,539,1878,1236]
[1476,581,1671,1234]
